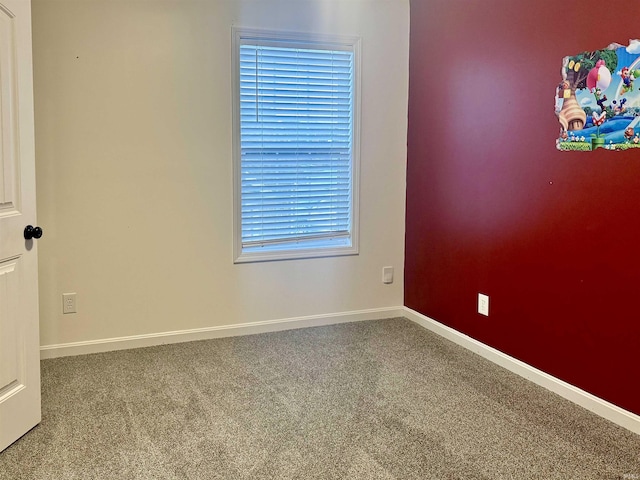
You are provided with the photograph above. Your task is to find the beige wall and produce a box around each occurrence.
[32,0,409,346]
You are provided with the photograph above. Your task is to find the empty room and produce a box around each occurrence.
[1,0,640,478]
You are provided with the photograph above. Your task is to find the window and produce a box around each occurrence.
[232,28,360,263]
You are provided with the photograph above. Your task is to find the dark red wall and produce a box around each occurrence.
[406,0,640,415]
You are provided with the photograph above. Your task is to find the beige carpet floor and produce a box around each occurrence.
[1,317,639,479]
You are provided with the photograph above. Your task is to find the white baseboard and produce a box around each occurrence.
[39,306,405,360]
[402,307,640,436]
[39,304,640,435]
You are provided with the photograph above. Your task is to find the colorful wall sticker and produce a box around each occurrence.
[556,40,640,151]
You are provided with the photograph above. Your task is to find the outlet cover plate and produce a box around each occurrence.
[382,266,394,284]
[63,293,77,314]
[478,293,489,316]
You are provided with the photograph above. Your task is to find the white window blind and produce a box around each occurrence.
[235,33,358,261]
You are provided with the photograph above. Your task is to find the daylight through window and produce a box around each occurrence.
[233,29,360,262]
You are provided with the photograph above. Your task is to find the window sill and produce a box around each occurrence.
[234,244,359,264]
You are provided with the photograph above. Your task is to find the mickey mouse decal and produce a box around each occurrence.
[556,39,640,151]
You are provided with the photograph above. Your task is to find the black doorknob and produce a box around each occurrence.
[24,225,43,240]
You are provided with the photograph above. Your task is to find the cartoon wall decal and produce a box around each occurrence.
[556,39,640,151]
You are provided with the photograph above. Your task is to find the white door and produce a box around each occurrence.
[0,0,41,452]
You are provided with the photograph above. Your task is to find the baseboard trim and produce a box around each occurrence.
[40,305,640,435]
[39,306,405,360]
[402,307,640,436]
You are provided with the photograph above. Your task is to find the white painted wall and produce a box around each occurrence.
[32,0,409,347]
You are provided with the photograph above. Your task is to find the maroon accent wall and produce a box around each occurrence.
[406,0,640,415]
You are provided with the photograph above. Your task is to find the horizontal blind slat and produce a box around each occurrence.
[239,42,354,248]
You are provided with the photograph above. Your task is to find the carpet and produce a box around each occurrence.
[1,318,638,479]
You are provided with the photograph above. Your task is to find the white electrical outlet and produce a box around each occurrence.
[63,293,77,314]
[478,293,489,316]
[382,266,394,284]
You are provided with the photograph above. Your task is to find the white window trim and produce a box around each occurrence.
[232,27,361,263]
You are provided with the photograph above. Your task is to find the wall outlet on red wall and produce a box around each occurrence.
[478,293,489,316]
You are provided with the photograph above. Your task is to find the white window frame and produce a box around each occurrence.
[232,27,361,263]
